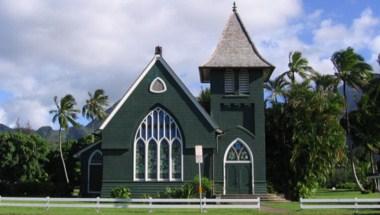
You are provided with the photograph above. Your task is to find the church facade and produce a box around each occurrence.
[76,6,274,197]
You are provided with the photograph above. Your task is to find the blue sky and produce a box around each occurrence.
[0,0,379,129]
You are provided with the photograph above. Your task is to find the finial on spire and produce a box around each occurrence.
[232,2,237,12]
[155,46,162,56]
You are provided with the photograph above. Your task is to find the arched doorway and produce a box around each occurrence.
[88,150,103,194]
[223,139,253,194]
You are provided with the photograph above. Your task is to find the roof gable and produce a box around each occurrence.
[99,55,218,131]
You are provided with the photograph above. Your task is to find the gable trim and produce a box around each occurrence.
[99,56,158,130]
[99,55,219,130]
[73,142,100,158]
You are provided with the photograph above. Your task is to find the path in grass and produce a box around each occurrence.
[260,205,289,214]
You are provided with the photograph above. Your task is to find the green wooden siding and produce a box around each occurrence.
[98,60,267,196]
[209,69,267,194]
[101,60,216,196]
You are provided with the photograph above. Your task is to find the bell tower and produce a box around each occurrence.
[199,4,274,134]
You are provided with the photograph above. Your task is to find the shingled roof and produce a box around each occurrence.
[199,5,274,82]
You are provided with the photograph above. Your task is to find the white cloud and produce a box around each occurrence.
[0,0,379,128]
[0,107,8,125]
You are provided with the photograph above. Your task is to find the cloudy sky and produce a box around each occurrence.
[0,0,379,129]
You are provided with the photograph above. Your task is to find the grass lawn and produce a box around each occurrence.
[0,189,379,215]
[311,189,380,199]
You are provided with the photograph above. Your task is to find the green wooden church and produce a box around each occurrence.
[75,5,274,197]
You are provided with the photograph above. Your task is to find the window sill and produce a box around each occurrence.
[133,179,183,182]
[223,94,250,98]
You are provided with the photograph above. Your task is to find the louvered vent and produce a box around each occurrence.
[239,71,249,94]
[224,71,234,94]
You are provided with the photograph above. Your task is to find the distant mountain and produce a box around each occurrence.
[0,102,118,142]
[0,124,90,142]
[0,123,11,132]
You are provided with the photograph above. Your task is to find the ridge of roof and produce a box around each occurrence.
[99,55,219,131]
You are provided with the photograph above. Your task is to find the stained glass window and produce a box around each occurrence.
[148,141,157,179]
[134,107,183,181]
[160,140,169,179]
[135,139,145,179]
[172,140,181,179]
[226,140,251,161]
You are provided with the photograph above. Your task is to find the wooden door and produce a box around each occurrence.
[226,163,251,194]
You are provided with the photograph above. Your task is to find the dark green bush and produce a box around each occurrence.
[110,186,131,198]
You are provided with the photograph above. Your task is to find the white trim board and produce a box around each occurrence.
[99,56,158,130]
[99,55,218,130]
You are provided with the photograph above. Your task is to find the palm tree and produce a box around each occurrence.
[282,51,313,84]
[49,94,79,184]
[265,76,288,104]
[331,47,373,191]
[82,89,109,137]
[311,73,339,93]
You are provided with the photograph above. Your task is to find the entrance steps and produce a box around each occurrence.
[219,194,288,202]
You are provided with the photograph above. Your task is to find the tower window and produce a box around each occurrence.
[239,71,249,94]
[224,70,249,94]
[224,70,234,94]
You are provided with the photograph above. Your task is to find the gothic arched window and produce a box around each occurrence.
[226,140,251,161]
[134,107,183,181]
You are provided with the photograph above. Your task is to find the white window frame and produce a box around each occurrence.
[87,149,102,194]
[223,138,254,195]
[149,77,167,93]
[133,107,183,182]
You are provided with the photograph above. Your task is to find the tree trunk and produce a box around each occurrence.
[344,81,365,192]
[59,128,70,184]
[370,152,379,191]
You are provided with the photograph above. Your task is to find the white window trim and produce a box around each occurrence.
[223,138,254,195]
[149,77,167,93]
[133,107,183,182]
[87,149,102,194]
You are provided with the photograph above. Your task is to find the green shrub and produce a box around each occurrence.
[336,182,358,190]
[110,186,131,199]
[193,176,213,197]
[160,183,195,199]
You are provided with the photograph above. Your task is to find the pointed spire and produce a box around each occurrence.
[232,2,237,12]
[199,5,275,83]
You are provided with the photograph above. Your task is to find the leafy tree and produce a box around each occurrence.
[0,132,49,183]
[350,77,380,191]
[266,51,347,199]
[46,135,94,196]
[310,73,339,93]
[288,82,346,198]
[331,47,373,191]
[82,89,109,131]
[198,87,211,113]
[49,95,80,184]
[281,51,313,84]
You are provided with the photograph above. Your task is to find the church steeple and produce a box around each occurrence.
[199,3,274,83]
